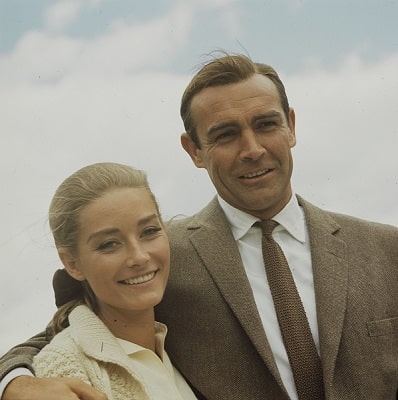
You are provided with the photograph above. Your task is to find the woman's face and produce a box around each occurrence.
[62,187,170,320]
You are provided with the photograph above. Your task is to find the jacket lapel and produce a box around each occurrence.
[299,196,348,391]
[186,198,285,389]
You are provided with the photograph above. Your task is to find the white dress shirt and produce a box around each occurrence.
[218,194,319,400]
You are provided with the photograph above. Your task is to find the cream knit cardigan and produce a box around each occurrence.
[33,305,175,400]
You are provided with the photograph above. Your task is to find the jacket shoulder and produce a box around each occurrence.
[165,197,222,238]
[299,195,398,252]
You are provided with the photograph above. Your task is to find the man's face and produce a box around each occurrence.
[181,74,296,220]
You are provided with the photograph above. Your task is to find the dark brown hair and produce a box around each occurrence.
[180,52,290,148]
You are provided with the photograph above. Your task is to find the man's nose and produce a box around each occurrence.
[239,130,266,161]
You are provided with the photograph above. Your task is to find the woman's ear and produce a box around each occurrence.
[58,248,85,281]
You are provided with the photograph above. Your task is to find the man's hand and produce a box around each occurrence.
[3,376,107,400]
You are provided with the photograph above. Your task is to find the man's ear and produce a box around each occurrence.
[180,133,205,168]
[287,107,297,148]
[58,248,85,281]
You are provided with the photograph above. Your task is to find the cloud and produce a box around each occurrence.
[87,0,103,5]
[0,4,194,87]
[177,0,240,7]
[184,0,243,36]
[287,50,398,222]
[217,3,243,36]
[44,0,82,31]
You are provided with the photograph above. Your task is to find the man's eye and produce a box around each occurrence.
[258,120,277,130]
[216,131,236,141]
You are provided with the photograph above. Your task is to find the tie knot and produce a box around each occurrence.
[258,219,278,236]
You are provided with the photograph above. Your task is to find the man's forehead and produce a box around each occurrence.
[191,75,280,111]
[191,87,281,126]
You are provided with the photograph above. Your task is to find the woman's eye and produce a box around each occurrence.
[97,241,119,251]
[142,226,162,237]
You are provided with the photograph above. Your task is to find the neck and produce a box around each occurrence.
[99,307,156,352]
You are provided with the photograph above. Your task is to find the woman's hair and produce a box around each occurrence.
[180,52,290,148]
[50,162,159,333]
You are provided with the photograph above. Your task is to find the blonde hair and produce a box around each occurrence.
[50,162,159,333]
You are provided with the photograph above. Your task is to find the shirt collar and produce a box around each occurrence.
[116,321,167,359]
[217,194,306,243]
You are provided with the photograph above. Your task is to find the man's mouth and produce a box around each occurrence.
[118,271,157,285]
[240,168,272,179]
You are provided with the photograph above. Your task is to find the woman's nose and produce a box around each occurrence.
[126,243,150,267]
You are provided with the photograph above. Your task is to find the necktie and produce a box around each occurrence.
[258,220,325,400]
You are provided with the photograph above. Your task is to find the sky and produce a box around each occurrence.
[1,0,398,356]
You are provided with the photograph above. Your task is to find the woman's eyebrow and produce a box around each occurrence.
[87,228,119,244]
[137,213,159,226]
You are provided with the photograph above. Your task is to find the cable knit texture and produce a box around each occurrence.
[33,305,170,400]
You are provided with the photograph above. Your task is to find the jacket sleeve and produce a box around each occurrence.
[0,326,53,380]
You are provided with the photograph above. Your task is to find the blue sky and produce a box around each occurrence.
[1,0,398,354]
[2,1,398,73]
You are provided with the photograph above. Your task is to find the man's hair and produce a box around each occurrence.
[180,52,290,148]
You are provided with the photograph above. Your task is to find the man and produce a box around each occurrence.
[1,53,397,399]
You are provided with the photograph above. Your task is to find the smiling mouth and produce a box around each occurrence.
[240,168,273,179]
[119,271,157,285]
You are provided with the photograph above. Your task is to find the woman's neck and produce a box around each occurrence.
[98,306,156,352]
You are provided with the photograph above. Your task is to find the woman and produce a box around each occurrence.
[32,162,197,400]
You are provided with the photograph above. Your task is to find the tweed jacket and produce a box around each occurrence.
[155,195,398,400]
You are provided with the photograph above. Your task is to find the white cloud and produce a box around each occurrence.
[86,0,103,6]
[200,0,240,7]
[218,4,243,36]
[44,0,82,31]
[0,31,83,86]
[287,50,398,223]
[0,4,194,87]
[188,0,242,32]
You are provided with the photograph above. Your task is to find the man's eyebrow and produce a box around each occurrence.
[251,110,282,123]
[207,111,283,136]
[207,121,237,137]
